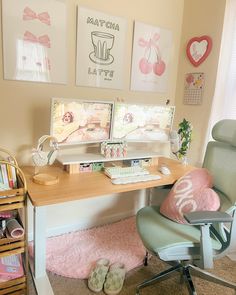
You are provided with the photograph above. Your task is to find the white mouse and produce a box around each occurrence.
[159,166,171,175]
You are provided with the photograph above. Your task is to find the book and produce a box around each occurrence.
[0,164,9,187]
[0,254,24,282]
[0,167,3,184]
[7,157,17,189]
[6,164,13,189]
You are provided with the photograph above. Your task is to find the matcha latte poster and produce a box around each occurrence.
[76,7,127,90]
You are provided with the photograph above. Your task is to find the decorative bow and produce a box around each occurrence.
[23,6,51,26]
[23,31,51,48]
[138,33,161,58]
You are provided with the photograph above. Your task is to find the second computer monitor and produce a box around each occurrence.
[112,103,175,142]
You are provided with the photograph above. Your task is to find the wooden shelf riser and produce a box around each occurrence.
[0,189,24,198]
[0,237,24,246]
[0,196,24,205]
[0,276,26,295]
[0,283,26,295]
[0,247,25,258]
[0,203,24,212]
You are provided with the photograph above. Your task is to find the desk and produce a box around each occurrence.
[22,157,193,295]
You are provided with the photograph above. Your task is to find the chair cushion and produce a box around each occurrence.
[160,168,220,224]
[136,206,221,258]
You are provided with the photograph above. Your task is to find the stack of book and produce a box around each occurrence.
[0,159,17,189]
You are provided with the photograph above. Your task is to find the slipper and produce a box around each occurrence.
[88,258,110,292]
[104,262,126,295]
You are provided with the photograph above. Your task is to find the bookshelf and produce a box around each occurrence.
[0,149,28,294]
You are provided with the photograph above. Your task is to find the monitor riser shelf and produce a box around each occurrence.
[57,150,160,174]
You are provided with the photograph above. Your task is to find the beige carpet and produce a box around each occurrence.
[29,256,236,295]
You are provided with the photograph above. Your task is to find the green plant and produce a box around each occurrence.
[174,118,193,160]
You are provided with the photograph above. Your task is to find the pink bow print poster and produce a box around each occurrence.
[2,0,67,84]
[130,21,172,93]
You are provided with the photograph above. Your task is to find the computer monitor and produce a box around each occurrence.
[112,103,175,142]
[50,98,114,145]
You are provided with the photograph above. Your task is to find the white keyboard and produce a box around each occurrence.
[104,166,149,179]
[111,174,161,185]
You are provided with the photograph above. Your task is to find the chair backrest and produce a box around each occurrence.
[202,119,236,255]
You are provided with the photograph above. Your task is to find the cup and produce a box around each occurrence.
[91,31,114,61]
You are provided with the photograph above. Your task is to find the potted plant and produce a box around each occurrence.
[173,118,193,164]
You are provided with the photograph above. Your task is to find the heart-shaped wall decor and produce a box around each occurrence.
[186,36,212,67]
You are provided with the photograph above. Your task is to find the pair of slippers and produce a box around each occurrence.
[88,258,126,294]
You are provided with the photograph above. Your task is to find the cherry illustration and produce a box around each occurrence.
[138,34,166,76]
[139,57,152,74]
[153,59,166,76]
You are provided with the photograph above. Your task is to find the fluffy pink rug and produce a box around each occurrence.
[30,216,146,279]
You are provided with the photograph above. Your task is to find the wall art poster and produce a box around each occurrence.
[2,0,67,84]
[76,7,127,89]
[130,21,172,92]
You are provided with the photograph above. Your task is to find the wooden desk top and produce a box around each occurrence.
[21,157,194,207]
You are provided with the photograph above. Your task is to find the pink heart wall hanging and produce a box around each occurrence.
[186,36,212,67]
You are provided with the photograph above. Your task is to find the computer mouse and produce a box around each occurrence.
[159,166,171,175]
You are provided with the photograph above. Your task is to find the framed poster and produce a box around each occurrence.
[130,21,172,93]
[2,0,67,84]
[76,7,127,90]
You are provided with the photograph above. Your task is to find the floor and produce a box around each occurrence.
[28,255,236,295]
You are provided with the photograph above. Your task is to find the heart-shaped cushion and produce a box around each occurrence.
[186,36,212,67]
[160,168,220,224]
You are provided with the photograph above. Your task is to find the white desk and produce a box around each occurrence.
[22,157,193,294]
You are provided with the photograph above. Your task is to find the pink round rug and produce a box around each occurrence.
[30,216,146,279]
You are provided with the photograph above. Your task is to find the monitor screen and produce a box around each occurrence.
[112,103,175,142]
[50,98,114,145]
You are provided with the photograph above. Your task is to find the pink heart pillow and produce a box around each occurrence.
[160,168,220,224]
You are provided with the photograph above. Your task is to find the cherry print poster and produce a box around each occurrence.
[76,7,127,90]
[130,21,172,92]
[2,0,67,84]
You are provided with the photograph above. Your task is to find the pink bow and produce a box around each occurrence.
[138,33,161,60]
[23,31,51,48]
[23,6,51,26]
[138,33,160,50]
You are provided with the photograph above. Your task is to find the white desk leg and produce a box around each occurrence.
[32,206,54,295]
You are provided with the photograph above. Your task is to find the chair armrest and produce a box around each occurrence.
[184,211,233,225]
[184,211,232,269]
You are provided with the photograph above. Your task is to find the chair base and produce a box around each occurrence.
[136,262,236,295]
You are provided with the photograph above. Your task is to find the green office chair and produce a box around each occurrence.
[136,119,236,295]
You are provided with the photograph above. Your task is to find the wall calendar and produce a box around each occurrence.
[183,72,205,105]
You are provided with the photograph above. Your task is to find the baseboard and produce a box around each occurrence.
[28,209,136,241]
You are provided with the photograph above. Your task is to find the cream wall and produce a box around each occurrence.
[0,0,185,236]
[0,0,184,165]
[174,0,226,166]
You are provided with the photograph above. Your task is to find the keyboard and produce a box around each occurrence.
[104,166,149,179]
[111,174,161,185]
